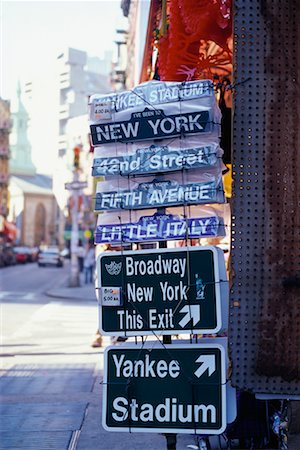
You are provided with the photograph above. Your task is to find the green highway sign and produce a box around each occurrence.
[97,246,226,336]
[103,342,227,434]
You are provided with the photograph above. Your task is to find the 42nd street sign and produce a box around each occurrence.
[103,342,226,434]
[97,246,226,336]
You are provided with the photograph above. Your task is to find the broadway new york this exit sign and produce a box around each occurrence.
[96,246,227,336]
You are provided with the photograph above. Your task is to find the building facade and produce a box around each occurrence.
[54,48,113,245]
[0,98,11,218]
[0,98,13,242]
[9,175,57,246]
[121,0,151,89]
[8,86,58,247]
[57,47,111,158]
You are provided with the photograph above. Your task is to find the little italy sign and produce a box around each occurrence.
[97,246,226,335]
[94,212,225,244]
[103,342,227,434]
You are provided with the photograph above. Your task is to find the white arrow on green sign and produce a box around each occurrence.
[97,246,226,336]
[194,355,216,378]
[178,305,201,328]
[103,342,227,434]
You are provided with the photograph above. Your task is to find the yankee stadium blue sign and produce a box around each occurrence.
[94,213,225,244]
[90,109,211,145]
[92,144,219,177]
[89,80,213,117]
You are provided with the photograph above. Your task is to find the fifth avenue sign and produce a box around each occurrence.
[103,342,226,434]
[95,179,224,211]
[97,246,225,336]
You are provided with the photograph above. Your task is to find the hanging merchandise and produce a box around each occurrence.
[92,139,222,177]
[95,170,224,211]
[157,0,232,81]
[88,79,221,146]
[94,205,226,244]
[89,79,217,119]
[90,109,214,145]
[90,78,225,244]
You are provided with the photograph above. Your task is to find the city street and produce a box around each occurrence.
[0,261,100,449]
[1,262,70,340]
[0,261,202,450]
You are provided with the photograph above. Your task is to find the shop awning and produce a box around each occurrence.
[3,221,17,241]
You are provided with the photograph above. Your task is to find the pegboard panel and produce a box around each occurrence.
[229,0,300,395]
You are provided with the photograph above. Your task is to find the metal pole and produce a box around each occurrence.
[69,170,80,287]
[158,207,177,450]
[165,434,177,450]
[163,328,176,449]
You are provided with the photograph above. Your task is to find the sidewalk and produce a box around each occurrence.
[45,284,98,302]
[0,276,101,450]
[45,275,98,302]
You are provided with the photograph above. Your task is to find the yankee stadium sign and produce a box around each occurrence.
[103,343,227,434]
[90,109,211,145]
[92,144,220,177]
[89,79,214,117]
[95,180,224,211]
[94,213,225,244]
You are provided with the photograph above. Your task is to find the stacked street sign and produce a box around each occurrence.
[89,80,226,244]
[94,206,226,244]
[88,79,235,434]
[94,172,224,211]
[89,80,220,145]
[92,139,221,176]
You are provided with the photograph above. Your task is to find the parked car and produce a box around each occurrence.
[13,246,30,264]
[2,245,17,266]
[37,247,64,267]
[0,247,5,267]
[0,245,17,267]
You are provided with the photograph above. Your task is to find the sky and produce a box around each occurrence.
[1,0,127,173]
[1,0,126,99]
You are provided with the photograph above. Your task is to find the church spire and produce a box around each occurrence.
[17,80,21,99]
[9,83,36,176]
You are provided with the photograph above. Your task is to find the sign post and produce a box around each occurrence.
[65,152,87,287]
[88,80,233,447]
[97,246,226,336]
[103,342,227,434]
[68,171,80,287]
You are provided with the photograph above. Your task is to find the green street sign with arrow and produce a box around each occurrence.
[103,342,227,434]
[97,246,226,336]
